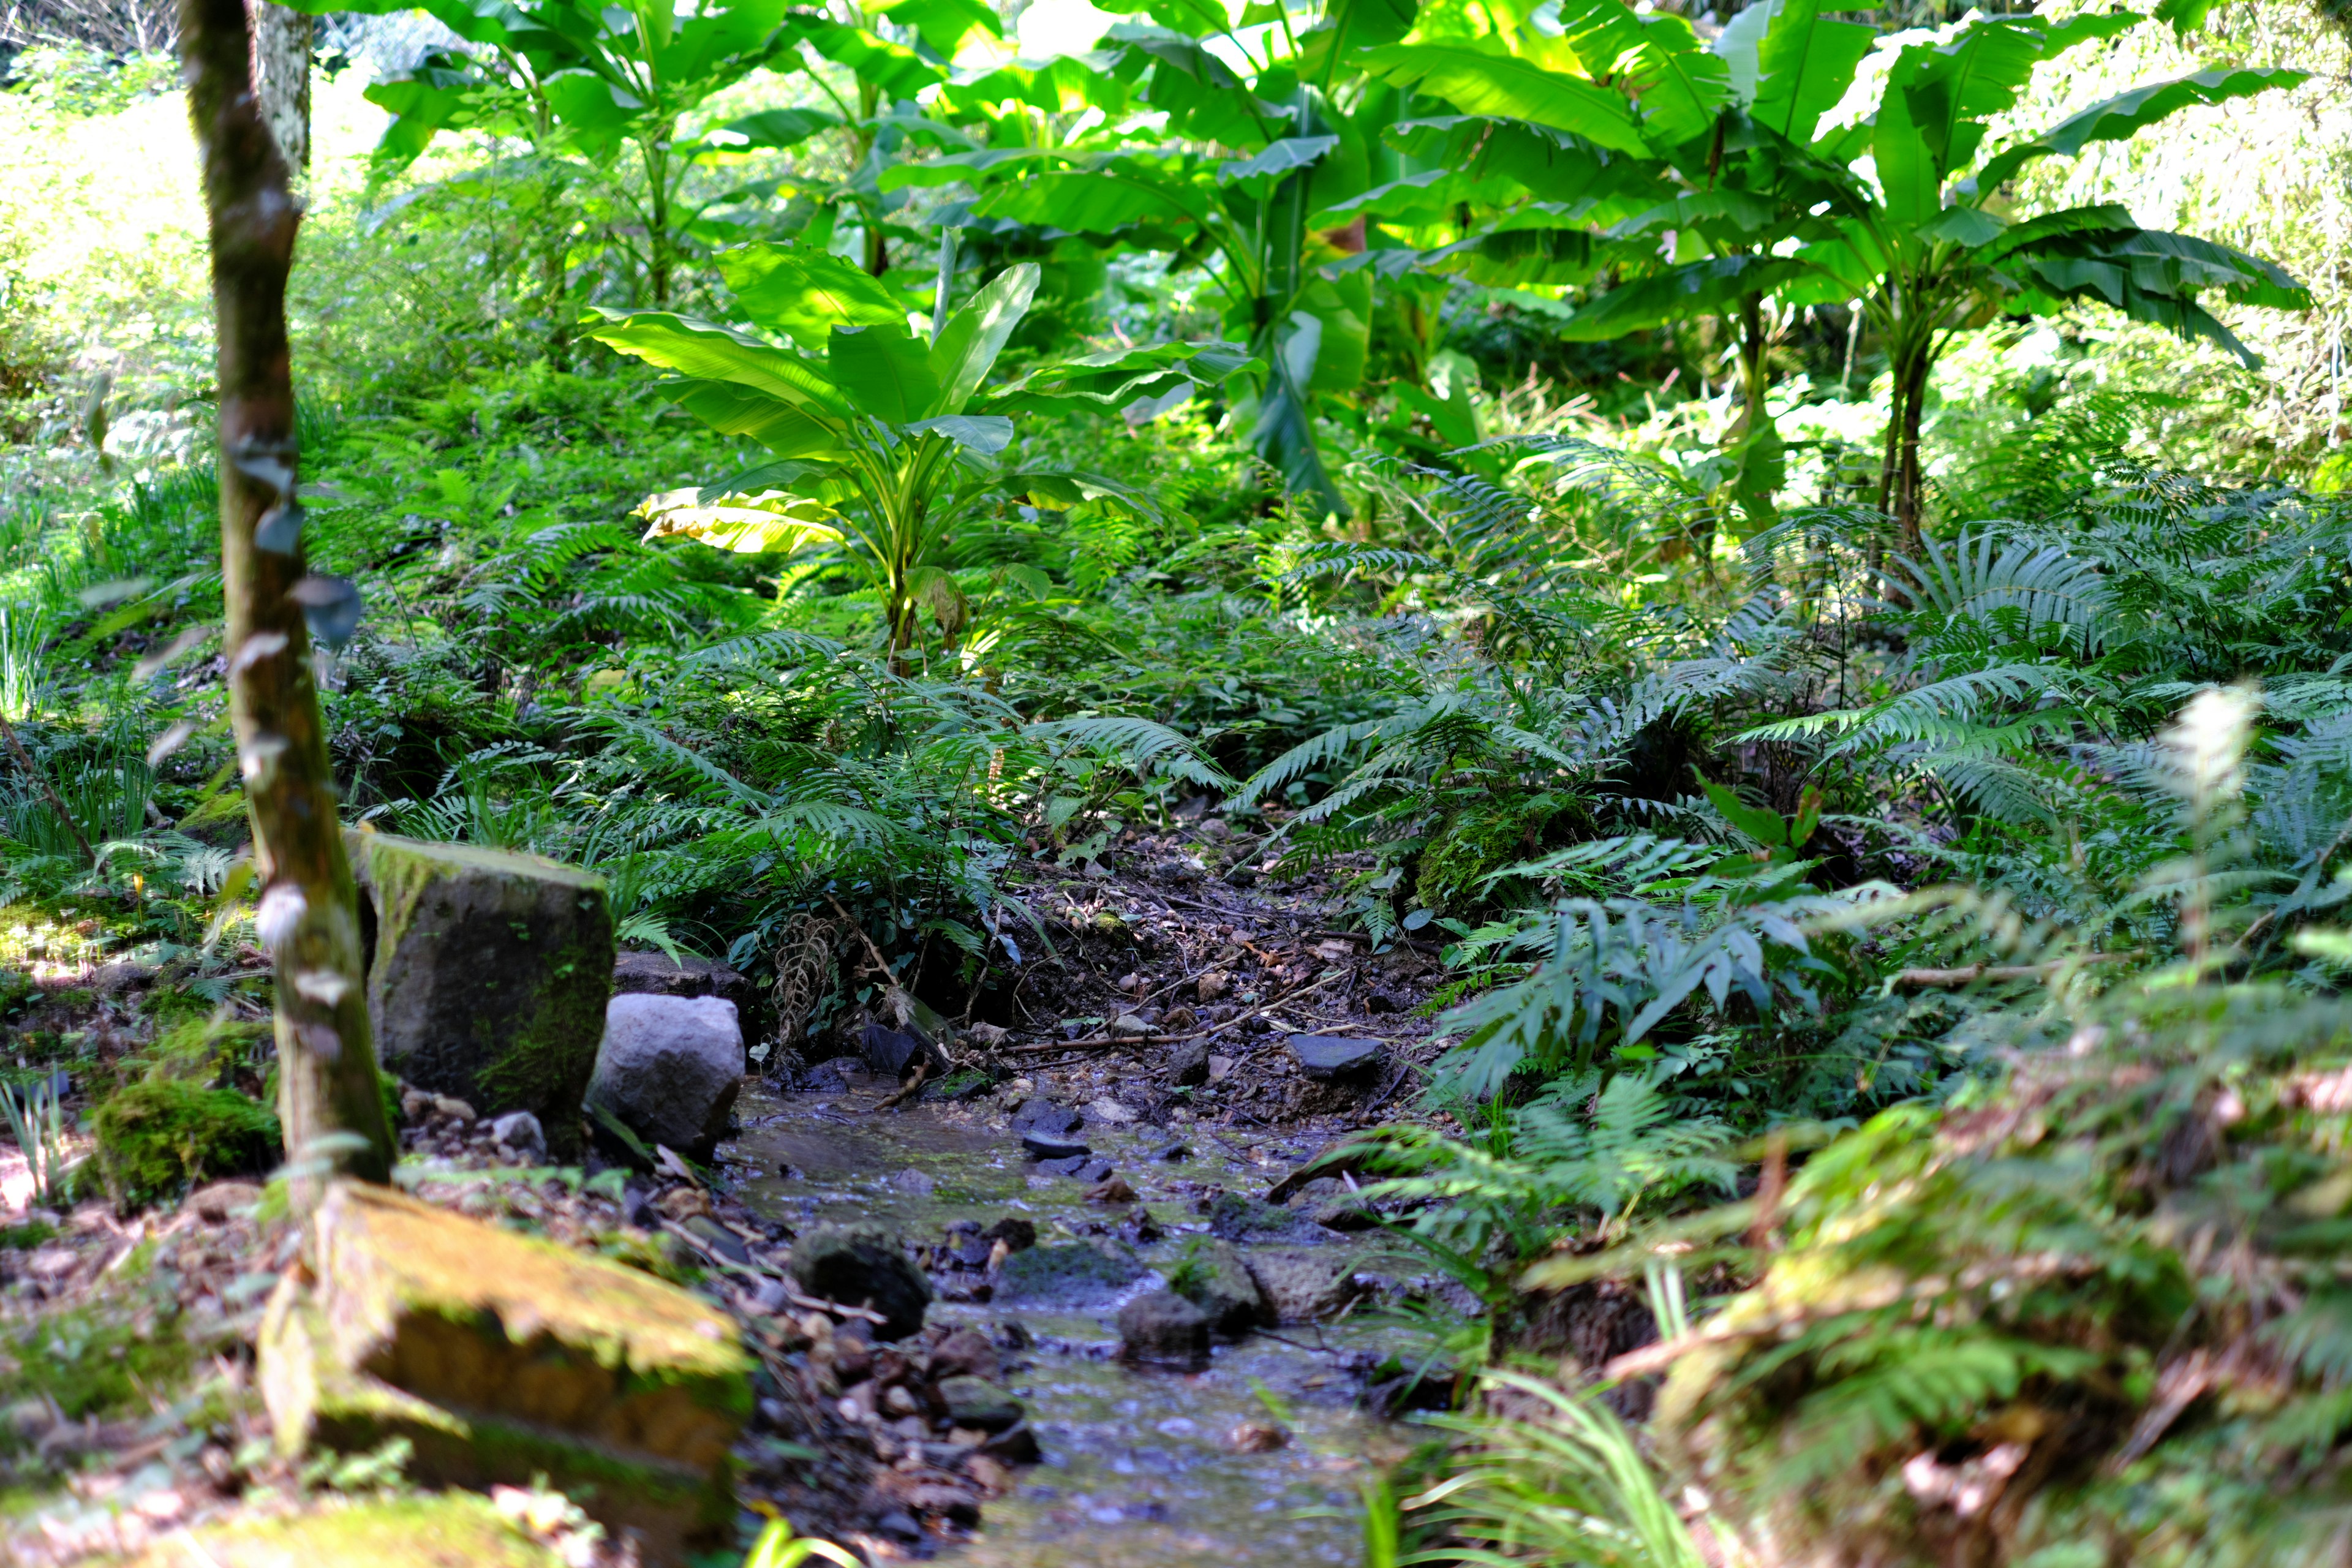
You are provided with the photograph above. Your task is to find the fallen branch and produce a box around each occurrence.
[1003,969,1348,1054]
[1893,953,2132,990]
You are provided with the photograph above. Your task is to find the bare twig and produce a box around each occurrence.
[1005,970,1348,1054]
[1893,953,2132,990]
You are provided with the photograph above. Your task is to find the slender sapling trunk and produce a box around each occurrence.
[181,0,396,1188]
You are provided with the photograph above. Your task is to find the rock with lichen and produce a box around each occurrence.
[259,1180,751,1564]
[349,830,612,1157]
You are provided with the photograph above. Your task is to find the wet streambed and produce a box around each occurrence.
[729,1076,1417,1567]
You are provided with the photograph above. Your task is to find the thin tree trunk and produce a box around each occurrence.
[181,0,394,1189]
[1892,349,1931,552]
[247,0,311,174]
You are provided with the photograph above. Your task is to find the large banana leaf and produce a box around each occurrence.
[719,246,906,350]
[586,310,853,415]
[1556,255,1809,341]
[1972,67,2309,192]
[1357,43,1652,155]
[1747,0,1873,145]
[827,325,941,426]
[929,264,1042,417]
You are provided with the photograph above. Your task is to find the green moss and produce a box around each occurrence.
[0,1220,56,1250]
[93,1078,279,1210]
[154,1494,568,1568]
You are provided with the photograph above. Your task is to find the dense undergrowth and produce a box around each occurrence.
[5,2,2352,1563]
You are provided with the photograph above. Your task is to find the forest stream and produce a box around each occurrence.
[730,1073,1421,1567]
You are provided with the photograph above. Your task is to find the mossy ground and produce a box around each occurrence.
[0,1254,201,1439]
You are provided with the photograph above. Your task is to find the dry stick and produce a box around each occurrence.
[1006,968,1349,1055]
[1893,953,2132,990]
[180,0,393,1188]
[0,712,93,865]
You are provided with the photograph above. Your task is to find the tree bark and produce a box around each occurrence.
[247,1,312,175]
[181,0,394,1188]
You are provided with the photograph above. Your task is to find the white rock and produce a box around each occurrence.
[584,995,744,1159]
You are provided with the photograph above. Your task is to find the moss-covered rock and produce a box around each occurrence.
[995,1241,1146,1306]
[349,830,612,1156]
[306,1180,751,1464]
[1166,1237,1270,1338]
[133,1492,567,1568]
[260,1283,728,1564]
[92,1078,278,1210]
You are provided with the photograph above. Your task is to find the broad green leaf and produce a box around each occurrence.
[586,309,851,416]
[792,21,944,96]
[542,69,643,145]
[1358,43,1653,156]
[1556,255,1806,340]
[1093,0,1228,37]
[870,0,1001,55]
[719,246,907,349]
[708,108,842,150]
[1219,135,1340,184]
[828,325,941,426]
[1871,67,1939,233]
[905,415,1016,453]
[1702,780,1787,846]
[880,147,1061,191]
[1918,206,2007,247]
[975,168,1206,232]
[1895,20,2048,183]
[637,487,844,554]
[1551,0,1730,146]
[665,380,848,459]
[1751,0,1873,145]
[928,263,1042,417]
[1973,67,2308,192]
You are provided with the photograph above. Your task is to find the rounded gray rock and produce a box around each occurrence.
[789,1224,931,1340]
[584,994,744,1159]
[1117,1290,1212,1363]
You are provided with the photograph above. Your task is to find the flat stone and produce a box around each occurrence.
[1286,1035,1385,1081]
[584,995,744,1161]
[929,1327,1000,1381]
[1021,1132,1091,1161]
[349,831,612,1157]
[788,1224,930,1340]
[995,1242,1145,1306]
[1205,1192,1316,1243]
[133,1493,568,1568]
[1009,1099,1084,1137]
[1086,1096,1137,1125]
[935,1374,1022,1432]
[263,1181,749,1562]
[1117,1291,1211,1363]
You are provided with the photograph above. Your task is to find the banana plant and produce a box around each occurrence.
[281,0,799,305]
[1347,0,2308,545]
[588,244,1249,663]
[883,0,1420,516]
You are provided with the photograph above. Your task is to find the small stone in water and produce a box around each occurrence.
[1229,1420,1291,1452]
[1085,1176,1136,1203]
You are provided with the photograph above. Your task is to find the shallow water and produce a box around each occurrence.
[731,1080,1415,1568]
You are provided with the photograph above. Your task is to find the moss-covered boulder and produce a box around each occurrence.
[1167,1238,1270,1338]
[93,1078,278,1210]
[349,830,612,1156]
[134,1493,565,1568]
[262,1182,752,1564]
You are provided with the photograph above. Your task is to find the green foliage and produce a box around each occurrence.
[92,1079,280,1211]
